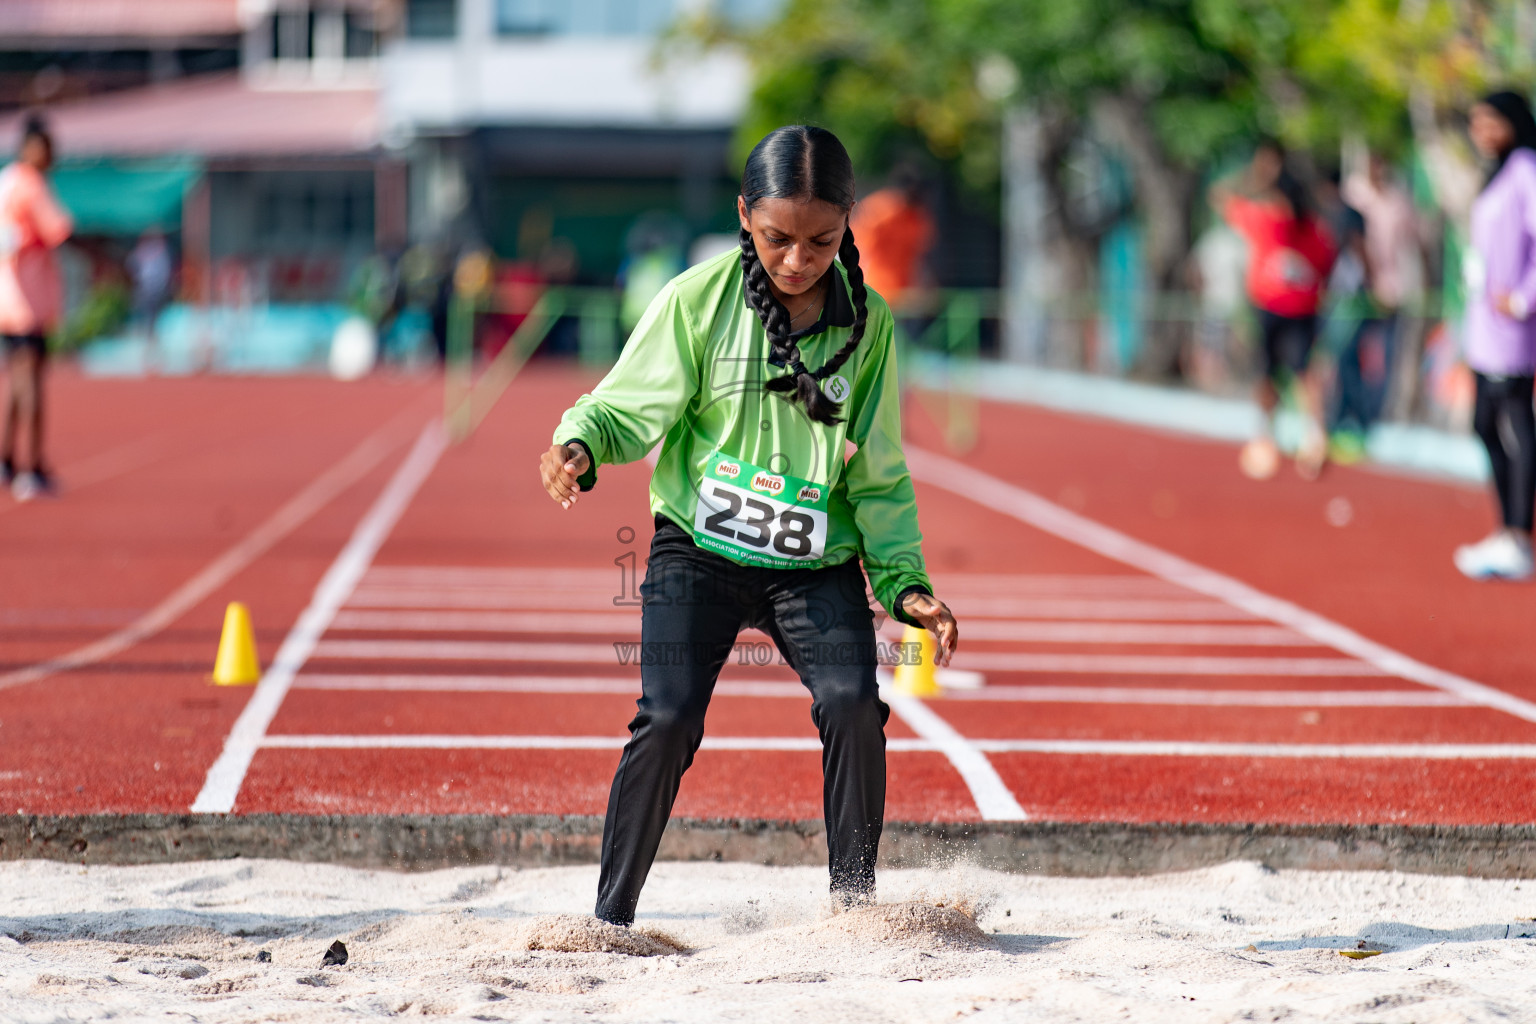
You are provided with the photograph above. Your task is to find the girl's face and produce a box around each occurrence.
[20,135,51,172]
[738,195,848,302]
[1470,103,1515,159]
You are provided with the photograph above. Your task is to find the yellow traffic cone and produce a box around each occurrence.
[212,601,261,686]
[891,623,941,697]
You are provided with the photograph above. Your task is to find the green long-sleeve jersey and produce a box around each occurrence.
[552,248,932,623]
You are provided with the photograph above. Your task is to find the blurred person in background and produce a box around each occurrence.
[1186,211,1248,393]
[1313,168,1373,462]
[0,114,71,501]
[849,163,933,314]
[1453,90,1536,580]
[1213,140,1337,481]
[618,213,688,334]
[1333,154,1425,458]
[127,228,173,371]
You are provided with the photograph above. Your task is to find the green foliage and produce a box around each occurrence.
[54,281,130,353]
[701,0,1535,190]
[717,0,1268,194]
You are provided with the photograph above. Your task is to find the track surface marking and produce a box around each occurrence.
[6,366,1536,825]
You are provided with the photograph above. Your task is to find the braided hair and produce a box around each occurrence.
[738,126,869,425]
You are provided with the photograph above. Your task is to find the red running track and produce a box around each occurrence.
[3,363,1535,826]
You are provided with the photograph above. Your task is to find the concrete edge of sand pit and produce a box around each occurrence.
[3,815,1536,878]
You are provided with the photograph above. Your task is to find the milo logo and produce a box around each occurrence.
[716,460,740,479]
[797,485,822,503]
[751,472,785,496]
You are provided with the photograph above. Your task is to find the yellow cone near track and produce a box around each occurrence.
[212,602,261,686]
[891,623,940,697]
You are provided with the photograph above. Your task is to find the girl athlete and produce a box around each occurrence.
[539,126,959,925]
[1455,91,1536,580]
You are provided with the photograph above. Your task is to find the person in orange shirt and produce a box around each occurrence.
[0,115,72,500]
[849,165,933,311]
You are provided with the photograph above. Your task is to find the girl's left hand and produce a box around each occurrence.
[901,592,959,667]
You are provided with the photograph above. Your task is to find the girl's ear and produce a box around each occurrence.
[737,195,751,233]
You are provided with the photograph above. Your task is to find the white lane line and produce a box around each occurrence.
[344,589,625,610]
[951,598,1259,621]
[258,734,856,752]
[945,686,1469,707]
[972,739,1536,759]
[253,733,1536,759]
[294,674,804,697]
[881,680,1028,821]
[0,414,418,693]
[361,567,1190,596]
[933,573,1189,594]
[952,653,1387,676]
[908,446,1536,723]
[951,621,1318,646]
[311,639,621,662]
[191,421,448,813]
[290,675,1458,707]
[342,589,1261,618]
[330,610,640,633]
[363,566,617,586]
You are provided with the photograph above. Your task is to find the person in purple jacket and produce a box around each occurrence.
[1456,90,1536,580]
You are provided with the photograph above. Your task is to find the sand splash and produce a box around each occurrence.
[813,900,994,949]
[520,914,685,956]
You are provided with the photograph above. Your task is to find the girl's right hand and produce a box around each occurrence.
[540,443,591,509]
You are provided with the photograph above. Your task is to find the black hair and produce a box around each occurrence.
[738,125,867,425]
[21,112,50,148]
[1479,90,1536,187]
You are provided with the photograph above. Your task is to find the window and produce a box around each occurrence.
[494,0,677,37]
[406,0,457,39]
[344,9,381,58]
[271,9,315,60]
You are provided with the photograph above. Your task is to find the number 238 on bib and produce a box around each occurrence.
[692,451,830,568]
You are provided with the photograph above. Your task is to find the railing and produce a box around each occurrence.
[443,281,1478,450]
[443,285,621,441]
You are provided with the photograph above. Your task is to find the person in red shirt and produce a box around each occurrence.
[0,115,71,500]
[1213,140,1337,480]
[849,165,933,311]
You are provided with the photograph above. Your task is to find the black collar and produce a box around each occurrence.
[752,265,857,364]
[789,264,856,340]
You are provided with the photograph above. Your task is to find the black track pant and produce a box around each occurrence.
[595,516,889,926]
[1472,372,1536,532]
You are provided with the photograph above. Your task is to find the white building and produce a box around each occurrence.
[381,0,780,279]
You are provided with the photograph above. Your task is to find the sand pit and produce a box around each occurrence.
[2,858,1535,1021]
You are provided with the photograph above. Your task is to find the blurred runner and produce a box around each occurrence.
[1213,140,1337,480]
[1454,91,1536,580]
[0,114,72,501]
[540,125,957,925]
[1313,168,1373,462]
[127,228,173,371]
[849,163,933,312]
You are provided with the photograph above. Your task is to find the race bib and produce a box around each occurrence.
[693,451,829,568]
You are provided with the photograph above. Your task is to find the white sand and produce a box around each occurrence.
[2,858,1535,1022]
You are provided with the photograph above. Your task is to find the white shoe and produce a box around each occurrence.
[10,471,40,502]
[1454,532,1534,580]
[1239,438,1280,480]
